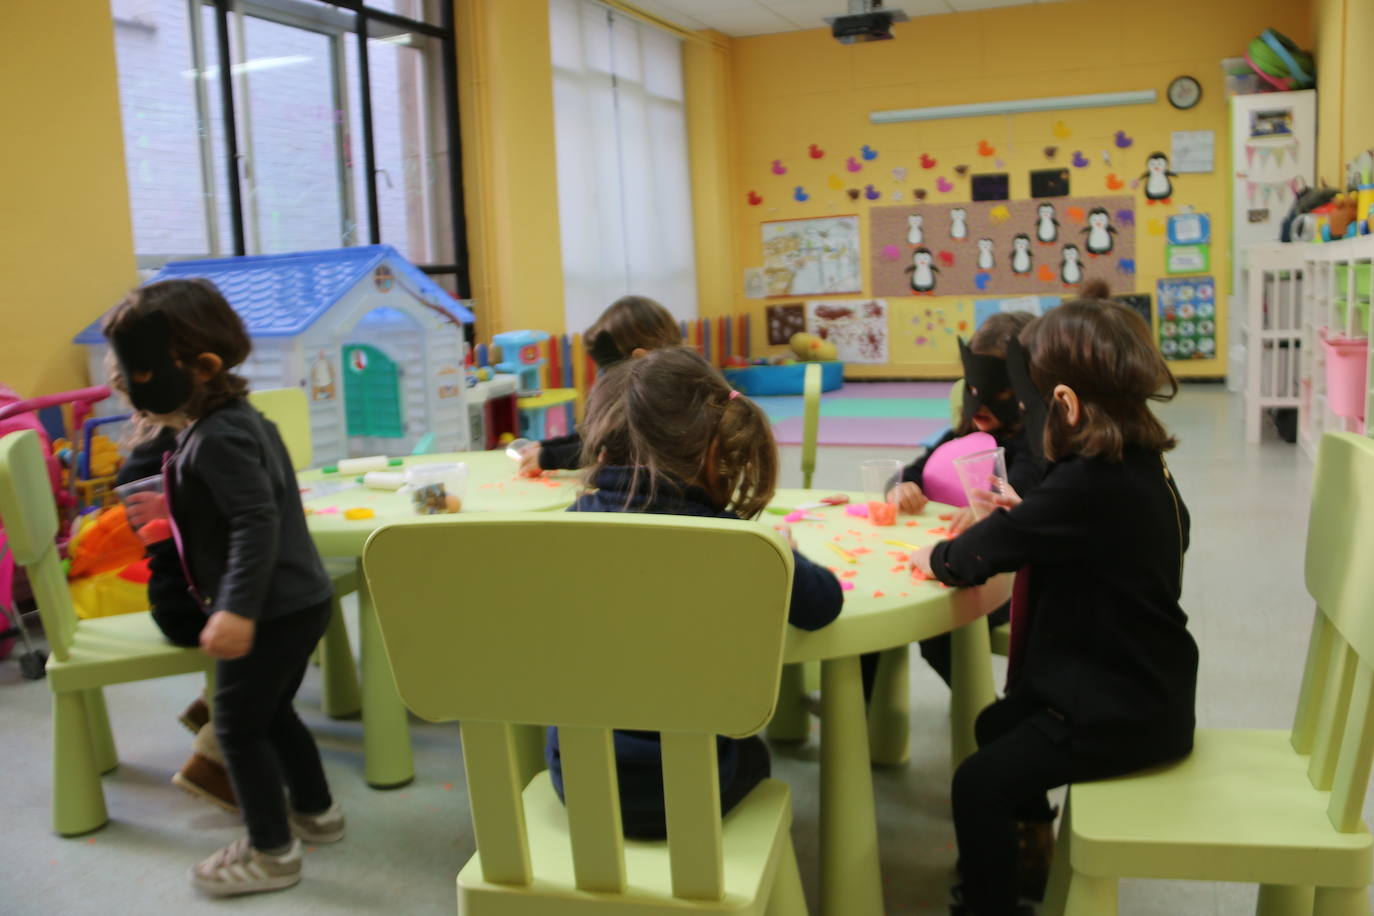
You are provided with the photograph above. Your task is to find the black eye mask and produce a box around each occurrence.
[588,330,628,370]
[110,310,193,415]
[958,337,1021,430]
[1006,338,1049,465]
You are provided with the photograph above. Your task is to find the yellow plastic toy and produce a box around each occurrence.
[788,332,838,362]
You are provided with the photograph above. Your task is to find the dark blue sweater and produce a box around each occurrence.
[545,466,844,836]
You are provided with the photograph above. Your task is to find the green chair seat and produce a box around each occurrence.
[45,610,209,693]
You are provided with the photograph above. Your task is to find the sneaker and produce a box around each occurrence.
[290,801,345,844]
[190,836,302,897]
[179,697,210,735]
[172,753,238,814]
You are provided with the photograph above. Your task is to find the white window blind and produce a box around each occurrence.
[549,0,698,332]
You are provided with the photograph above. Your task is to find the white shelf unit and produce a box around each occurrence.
[1241,243,1307,443]
[1296,235,1374,460]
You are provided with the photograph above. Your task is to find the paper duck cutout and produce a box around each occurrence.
[747,191,762,206]
[920,153,937,169]
[1117,258,1137,275]
[880,243,902,261]
[1052,120,1072,139]
[1102,150,1113,167]
[828,174,845,190]
[864,184,880,200]
[794,186,809,202]
[771,159,787,175]
[1071,151,1089,168]
[977,140,995,157]
[1114,130,1133,149]
[938,250,955,267]
[975,273,991,291]
[936,176,954,193]
[989,204,1011,223]
[1114,209,1135,227]
[846,156,862,172]
[1066,206,1086,222]
[891,166,908,182]
[1037,263,1057,282]
[914,188,928,201]
[808,143,825,159]
[1147,217,1166,236]
[847,188,861,200]
[861,144,878,160]
[1044,146,1058,160]
[1105,173,1125,190]
[954,164,969,176]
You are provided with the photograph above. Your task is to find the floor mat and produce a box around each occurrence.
[754,382,953,447]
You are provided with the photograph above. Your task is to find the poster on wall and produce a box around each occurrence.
[765,303,807,345]
[1156,277,1217,361]
[762,215,862,297]
[869,196,1135,297]
[972,295,1060,331]
[805,299,888,364]
[1170,130,1215,173]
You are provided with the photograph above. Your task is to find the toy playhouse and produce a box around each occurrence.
[75,246,474,466]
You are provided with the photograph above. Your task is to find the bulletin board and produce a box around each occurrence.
[868,195,1136,298]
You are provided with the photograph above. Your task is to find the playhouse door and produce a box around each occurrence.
[343,344,404,438]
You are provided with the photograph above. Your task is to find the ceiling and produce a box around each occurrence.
[630,0,1065,37]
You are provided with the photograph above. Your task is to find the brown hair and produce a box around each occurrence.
[968,310,1035,359]
[1021,293,1178,462]
[102,278,252,419]
[579,347,778,518]
[585,295,681,356]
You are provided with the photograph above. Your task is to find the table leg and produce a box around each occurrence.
[358,571,415,788]
[949,620,996,767]
[866,646,910,766]
[768,662,810,743]
[819,655,884,916]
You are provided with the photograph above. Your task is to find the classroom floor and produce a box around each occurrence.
[5,385,1367,915]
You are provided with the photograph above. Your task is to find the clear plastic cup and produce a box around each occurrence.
[505,438,535,461]
[114,475,172,545]
[405,462,468,515]
[859,459,904,504]
[953,447,1007,519]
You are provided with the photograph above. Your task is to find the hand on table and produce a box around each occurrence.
[909,545,934,580]
[947,506,977,537]
[200,610,255,660]
[889,481,928,515]
[517,444,543,477]
[772,524,798,550]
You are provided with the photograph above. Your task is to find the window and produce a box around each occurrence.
[111,0,468,296]
[549,0,698,330]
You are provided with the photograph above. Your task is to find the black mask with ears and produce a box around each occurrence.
[1006,337,1049,465]
[588,330,628,370]
[110,310,194,415]
[958,337,1021,430]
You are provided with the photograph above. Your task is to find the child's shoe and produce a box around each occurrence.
[179,697,210,734]
[190,836,302,897]
[290,801,345,844]
[172,722,238,813]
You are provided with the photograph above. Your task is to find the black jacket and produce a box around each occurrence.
[929,446,1197,760]
[168,398,331,621]
[900,426,1041,498]
[116,428,200,635]
[538,431,583,471]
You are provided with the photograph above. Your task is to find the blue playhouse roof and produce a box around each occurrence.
[74,245,473,344]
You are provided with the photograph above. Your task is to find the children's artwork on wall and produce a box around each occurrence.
[869,195,1135,297]
[1171,130,1215,173]
[761,215,862,297]
[970,173,1010,201]
[971,295,1061,331]
[766,303,807,345]
[805,299,888,364]
[1030,169,1070,198]
[1157,277,1217,361]
[744,267,766,299]
[889,299,975,362]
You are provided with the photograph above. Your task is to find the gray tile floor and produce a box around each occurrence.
[3,386,1365,914]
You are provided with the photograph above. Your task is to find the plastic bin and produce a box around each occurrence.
[1321,335,1369,420]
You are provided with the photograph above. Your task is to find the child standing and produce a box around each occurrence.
[518,295,681,474]
[544,346,843,838]
[911,297,1198,916]
[104,278,342,897]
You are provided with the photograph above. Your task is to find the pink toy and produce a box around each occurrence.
[845,504,870,518]
[920,431,996,506]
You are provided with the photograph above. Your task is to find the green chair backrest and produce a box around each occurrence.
[1291,432,1374,832]
[801,363,821,489]
[0,431,78,660]
[362,512,795,899]
[248,387,311,472]
[949,379,964,427]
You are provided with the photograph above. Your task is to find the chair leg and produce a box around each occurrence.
[319,595,362,719]
[1312,887,1368,916]
[1041,798,1072,916]
[866,646,910,766]
[358,575,415,788]
[766,828,807,916]
[52,691,108,836]
[949,619,995,766]
[82,688,118,775]
[768,663,809,743]
[1257,884,1314,916]
[1063,872,1118,916]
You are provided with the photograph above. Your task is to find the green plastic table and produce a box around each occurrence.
[300,451,581,787]
[768,489,1012,916]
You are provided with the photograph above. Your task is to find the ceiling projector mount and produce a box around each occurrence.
[824,0,909,44]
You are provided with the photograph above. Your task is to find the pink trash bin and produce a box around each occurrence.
[1322,335,1369,421]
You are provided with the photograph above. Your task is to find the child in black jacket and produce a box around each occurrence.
[911,298,1197,916]
[544,346,843,839]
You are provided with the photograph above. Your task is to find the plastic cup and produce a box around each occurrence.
[859,459,904,504]
[405,462,468,515]
[114,475,172,545]
[953,447,1007,519]
[505,438,535,461]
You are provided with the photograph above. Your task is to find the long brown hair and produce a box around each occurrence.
[1021,292,1178,462]
[102,278,252,420]
[579,347,778,518]
[585,295,682,356]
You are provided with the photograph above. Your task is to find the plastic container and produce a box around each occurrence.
[113,475,171,545]
[953,447,1008,519]
[858,459,903,504]
[405,462,468,515]
[1321,336,1369,420]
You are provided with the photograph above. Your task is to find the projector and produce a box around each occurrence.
[824,1,908,44]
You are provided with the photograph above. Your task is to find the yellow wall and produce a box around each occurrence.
[728,0,1313,378]
[1313,0,1374,181]
[685,31,739,320]
[0,2,137,397]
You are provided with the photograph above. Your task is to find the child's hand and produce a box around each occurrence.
[909,545,934,579]
[200,610,255,660]
[968,481,1022,518]
[772,524,798,549]
[517,444,543,477]
[947,505,977,537]
[889,481,928,514]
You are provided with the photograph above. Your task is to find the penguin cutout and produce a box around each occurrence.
[905,247,939,294]
[1140,151,1177,204]
[1010,234,1033,275]
[906,213,924,246]
[976,237,995,272]
[1035,202,1060,245]
[949,207,968,240]
[1080,207,1118,256]
[1060,244,1083,286]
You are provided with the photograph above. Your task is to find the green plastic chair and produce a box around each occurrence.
[0,430,215,836]
[248,387,361,719]
[1043,432,1374,915]
[800,363,821,490]
[362,513,807,915]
